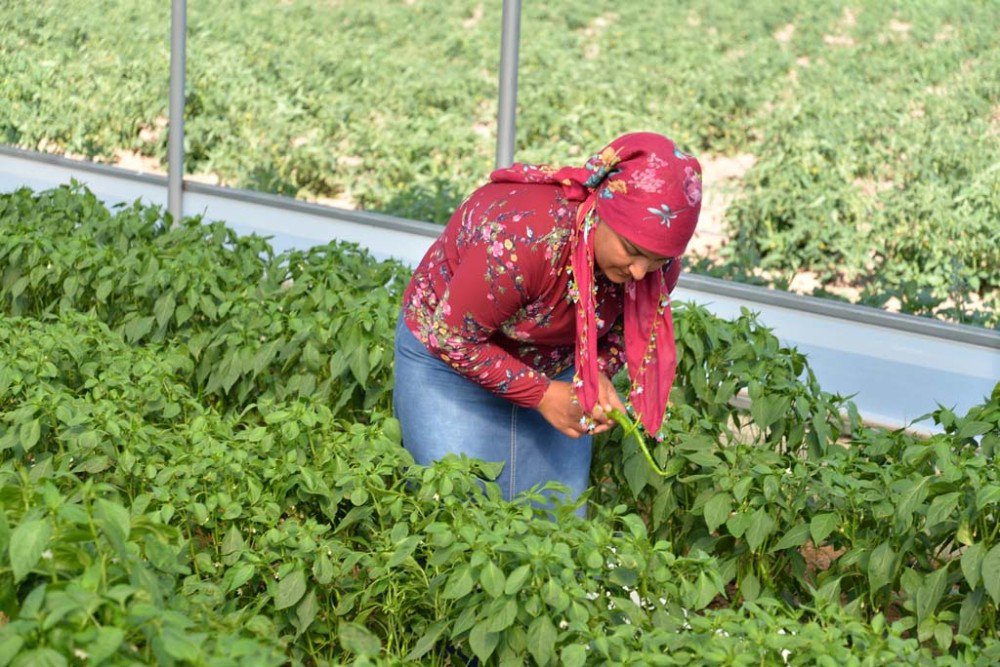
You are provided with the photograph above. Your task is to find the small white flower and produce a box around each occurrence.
[433,493,440,501]
[782,649,791,664]
[659,597,667,605]
[559,619,569,630]
[41,549,53,560]
[777,628,786,635]
[74,649,89,660]
[629,590,642,607]
[585,591,599,601]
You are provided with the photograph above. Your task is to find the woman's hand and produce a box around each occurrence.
[536,375,626,438]
[590,373,628,433]
[537,380,588,438]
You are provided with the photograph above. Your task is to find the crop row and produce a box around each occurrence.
[0,185,997,664]
[1,0,996,324]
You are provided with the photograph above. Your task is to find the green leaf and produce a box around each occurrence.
[504,564,531,596]
[744,508,776,552]
[726,511,752,538]
[443,564,474,599]
[959,588,985,637]
[94,499,131,558]
[313,552,334,585]
[154,293,175,329]
[0,511,10,562]
[810,513,839,545]
[916,565,948,624]
[704,493,731,534]
[982,543,1000,605]
[387,535,421,567]
[480,561,505,599]
[732,476,753,502]
[933,622,952,651]
[740,573,760,602]
[19,419,40,451]
[404,620,448,661]
[274,569,306,610]
[221,524,244,564]
[225,563,255,593]
[159,626,201,662]
[9,518,51,583]
[771,523,811,552]
[751,394,790,431]
[339,622,381,655]
[0,635,24,667]
[469,620,500,663]
[956,420,991,439]
[349,345,370,387]
[122,315,154,342]
[868,542,896,592]
[561,644,587,667]
[895,477,930,527]
[693,571,718,610]
[542,579,569,613]
[960,542,984,589]
[622,447,649,497]
[925,492,961,530]
[8,648,66,667]
[976,484,1000,511]
[527,615,557,665]
[296,590,319,634]
[486,597,519,633]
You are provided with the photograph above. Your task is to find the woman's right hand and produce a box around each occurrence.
[537,380,587,438]
[537,380,615,438]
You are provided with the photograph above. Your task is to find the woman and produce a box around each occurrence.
[393,132,702,509]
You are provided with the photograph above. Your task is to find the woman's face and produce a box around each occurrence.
[593,221,671,284]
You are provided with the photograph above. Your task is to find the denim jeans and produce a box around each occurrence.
[392,314,592,512]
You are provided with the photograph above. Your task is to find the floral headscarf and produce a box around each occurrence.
[490,132,702,434]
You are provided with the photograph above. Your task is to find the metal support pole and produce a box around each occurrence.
[168,0,187,226]
[495,0,521,169]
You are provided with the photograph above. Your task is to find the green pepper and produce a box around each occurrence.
[608,408,671,477]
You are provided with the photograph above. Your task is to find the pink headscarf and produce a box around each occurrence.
[490,132,702,434]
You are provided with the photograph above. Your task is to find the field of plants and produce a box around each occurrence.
[1,0,997,326]
[0,183,997,664]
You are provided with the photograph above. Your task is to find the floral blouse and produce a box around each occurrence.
[401,182,627,408]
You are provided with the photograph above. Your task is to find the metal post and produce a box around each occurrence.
[495,0,521,169]
[168,0,187,226]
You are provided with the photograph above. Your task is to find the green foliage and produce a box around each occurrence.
[1,1,996,324]
[0,185,998,664]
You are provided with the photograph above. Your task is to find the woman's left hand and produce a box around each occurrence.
[587,373,627,435]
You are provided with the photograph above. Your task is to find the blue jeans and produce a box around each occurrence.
[392,315,592,512]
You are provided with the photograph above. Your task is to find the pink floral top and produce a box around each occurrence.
[401,182,627,408]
